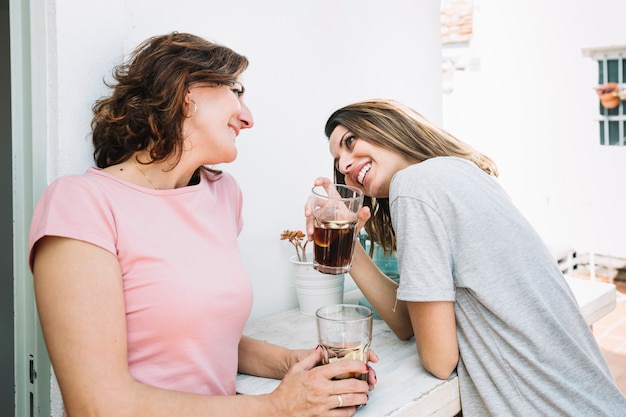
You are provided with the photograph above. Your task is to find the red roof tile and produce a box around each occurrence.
[441,0,474,45]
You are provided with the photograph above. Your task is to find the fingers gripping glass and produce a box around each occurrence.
[316,304,373,381]
[310,184,364,275]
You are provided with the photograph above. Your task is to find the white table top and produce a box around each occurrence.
[564,275,616,325]
[236,275,616,417]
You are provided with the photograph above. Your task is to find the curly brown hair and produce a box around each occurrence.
[91,32,249,170]
[324,99,498,256]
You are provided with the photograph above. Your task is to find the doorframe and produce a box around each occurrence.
[11,0,51,415]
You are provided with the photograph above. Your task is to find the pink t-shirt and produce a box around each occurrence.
[29,167,253,396]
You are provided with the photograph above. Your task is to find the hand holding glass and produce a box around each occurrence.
[310,184,364,274]
[316,304,373,381]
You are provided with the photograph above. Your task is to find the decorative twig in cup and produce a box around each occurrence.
[280,229,309,262]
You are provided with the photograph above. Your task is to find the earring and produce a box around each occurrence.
[186,100,197,118]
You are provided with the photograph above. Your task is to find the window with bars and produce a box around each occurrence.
[598,55,625,145]
[584,47,626,146]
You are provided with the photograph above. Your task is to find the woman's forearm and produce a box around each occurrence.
[238,336,305,379]
[350,244,413,340]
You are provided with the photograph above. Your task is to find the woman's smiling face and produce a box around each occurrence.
[183,78,254,165]
[328,125,412,198]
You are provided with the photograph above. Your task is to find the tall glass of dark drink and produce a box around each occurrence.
[311,184,363,274]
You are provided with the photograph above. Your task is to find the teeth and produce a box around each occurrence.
[357,163,371,185]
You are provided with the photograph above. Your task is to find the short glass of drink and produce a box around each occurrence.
[310,184,364,274]
[316,304,373,381]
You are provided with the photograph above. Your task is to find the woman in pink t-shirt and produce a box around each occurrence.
[29,32,376,417]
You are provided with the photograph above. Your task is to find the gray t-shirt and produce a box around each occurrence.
[392,157,626,416]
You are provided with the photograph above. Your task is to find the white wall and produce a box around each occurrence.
[47,0,440,322]
[442,0,626,259]
[42,4,442,414]
[42,2,442,413]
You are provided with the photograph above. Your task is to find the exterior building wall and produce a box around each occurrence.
[442,0,626,259]
[34,1,626,413]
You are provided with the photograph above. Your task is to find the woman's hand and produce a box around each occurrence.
[269,348,378,416]
[291,347,379,391]
[305,177,371,243]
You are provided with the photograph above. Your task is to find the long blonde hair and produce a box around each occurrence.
[324,99,498,254]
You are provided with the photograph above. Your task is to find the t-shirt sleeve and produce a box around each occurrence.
[393,195,456,302]
[28,176,118,270]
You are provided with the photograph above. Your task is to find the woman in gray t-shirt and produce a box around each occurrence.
[307,98,626,416]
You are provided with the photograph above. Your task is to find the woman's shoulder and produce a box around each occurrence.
[43,167,140,200]
[401,157,485,185]
[392,157,487,201]
[44,168,104,194]
[45,167,242,199]
[396,157,465,181]
[411,156,474,172]
[33,169,123,224]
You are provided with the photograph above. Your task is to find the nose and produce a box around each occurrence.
[239,103,254,129]
[338,155,352,174]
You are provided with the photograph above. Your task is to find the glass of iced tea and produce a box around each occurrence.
[311,184,363,275]
[316,304,373,381]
